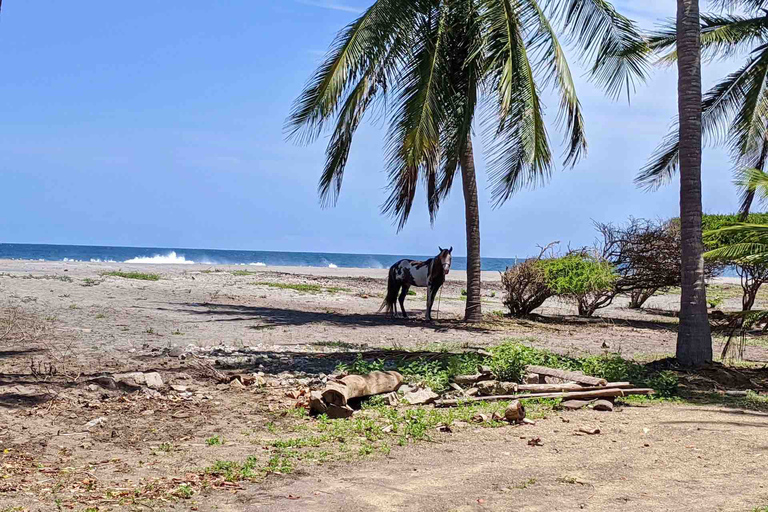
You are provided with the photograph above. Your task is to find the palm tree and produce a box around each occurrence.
[287,0,648,322]
[636,0,714,365]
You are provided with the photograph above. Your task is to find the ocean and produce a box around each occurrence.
[0,243,521,272]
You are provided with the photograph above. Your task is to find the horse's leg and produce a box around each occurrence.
[398,285,410,319]
[425,283,434,321]
[390,282,401,318]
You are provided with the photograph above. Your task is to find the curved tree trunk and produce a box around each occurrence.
[676,0,712,366]
[460,134,482,322]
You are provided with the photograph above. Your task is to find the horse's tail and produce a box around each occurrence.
[378,263,399,315]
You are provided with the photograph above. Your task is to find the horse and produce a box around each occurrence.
[380,247,452,321]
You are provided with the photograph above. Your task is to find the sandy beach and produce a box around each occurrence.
[2,259,768,511]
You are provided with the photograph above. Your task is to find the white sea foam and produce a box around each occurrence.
[124,251,194,264]
[249,262,267,266]
[90,258,116,263]
[328,263,338,268]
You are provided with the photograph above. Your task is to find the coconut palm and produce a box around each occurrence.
[635,0,729,365]
[287,0,648,322]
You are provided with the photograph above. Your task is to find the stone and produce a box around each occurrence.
[170,385,189,392]
[143,372,164,390]
[592,399,614,412]
[229,378,245,390]
[168,347,185,357]
[85,417,106,429]
[402,387,438,405]
[561,399,590,410]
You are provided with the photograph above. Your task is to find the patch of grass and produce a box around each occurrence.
[205,435,222,446]
[172,329,184,335]
[173,484,194,499]
[68,304,78,310]
[407,290,417,296]
[250,281,349,294]
[158,442,173,453]
[460,289,467,296]
[102,271,160,281]
[81,278,100,287]
[313,340,368,350]
[95,313,106,319]
[146,327,155,334]
[515,478,537,489]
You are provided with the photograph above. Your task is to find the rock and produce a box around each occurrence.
[592,399,614,412]
[382,391,399,406]
[168,347,185,357]
[524,373,541,384]
[229,378,245,390]
[170,384,189,392]
[476,380,518,396]
[577,427,601,435]
[114,372,164,390]
[465,387,479,397]
[561,399,590,410]
[491,411,504,422]
[252,375,267,387]
[453,374,482,386]
[471,413,488,424]
[89,376,118,390]
[402,387,438,405]
[85,417,106,429]
[87,384,99,392]
[144,372,164,390]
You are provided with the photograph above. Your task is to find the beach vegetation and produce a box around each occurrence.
[102,271,160,281]
[250,281,349,293]
[287,0,649,324]
[703,212,768,311]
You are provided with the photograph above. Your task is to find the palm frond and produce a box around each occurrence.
[285,0,416,144]
[382,4,449,229]
[483,0,552,206]
[650,14,768,63]
[526,0,587,166]
[704,241,768,261]
[708,0,768,14]
[637,55,768,189]
[729,44,768,158]
[545,0,650,100]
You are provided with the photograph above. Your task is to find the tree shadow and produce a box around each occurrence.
[158,302,492,333]
[0,348,46,359]
[524,314,678,332]
[0,392,52,409]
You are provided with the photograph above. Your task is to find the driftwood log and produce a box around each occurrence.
[434,388,654,407]
[321,371,403,407]
[526,365,608,387]
[476,381,632,396]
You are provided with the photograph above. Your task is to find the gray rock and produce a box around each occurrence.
[403,387,438,405]
[85,417,106,429]
[561,399,590,410]
[592,399,614,412]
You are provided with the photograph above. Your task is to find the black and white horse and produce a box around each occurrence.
[380,247,452,321]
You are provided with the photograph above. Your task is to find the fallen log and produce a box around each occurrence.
[434,388,654,407]
[321,371,403,407]
[526,365,607,387]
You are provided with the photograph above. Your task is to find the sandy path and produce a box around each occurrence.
[207,404,768,512]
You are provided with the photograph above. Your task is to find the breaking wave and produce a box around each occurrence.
[124,251,194,264]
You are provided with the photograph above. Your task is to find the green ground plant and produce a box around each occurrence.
[102,271,160,281]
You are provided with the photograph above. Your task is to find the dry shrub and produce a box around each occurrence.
[500,243,556,317]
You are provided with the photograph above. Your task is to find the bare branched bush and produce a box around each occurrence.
[500,243,557,317]
[596,218,722,309]
[0,305,50,344]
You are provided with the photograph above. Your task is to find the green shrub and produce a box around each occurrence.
[489,342,577,382]
[541,253,616,316]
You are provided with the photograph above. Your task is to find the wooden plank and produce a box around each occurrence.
[434,388,654,407]
[526,365,608,386]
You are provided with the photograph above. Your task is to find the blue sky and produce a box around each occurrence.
[0,1,742,257]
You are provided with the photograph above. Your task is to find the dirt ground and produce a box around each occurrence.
[1,260,768,511]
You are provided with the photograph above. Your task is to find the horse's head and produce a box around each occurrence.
[437,246,453,275]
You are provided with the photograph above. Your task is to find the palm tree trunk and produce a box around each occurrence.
[460,134,482,322]
[676,0,712,366]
